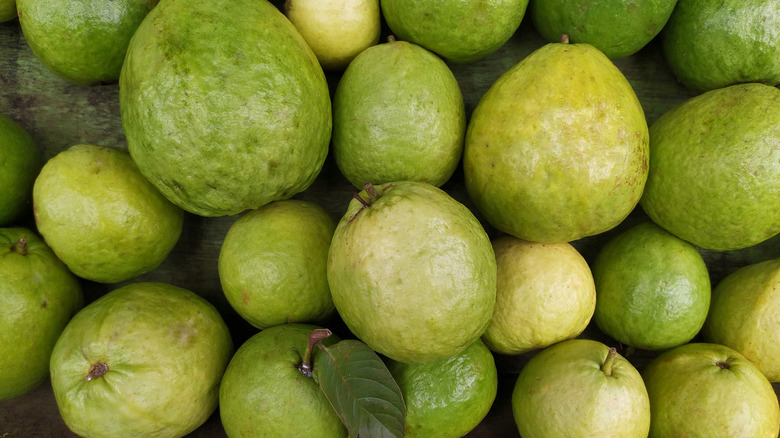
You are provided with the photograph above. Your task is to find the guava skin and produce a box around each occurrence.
[333,40,466,189]
[464,42,649,243]
[0,227,82,400]
[218,200,337,329]
[512,339,651,438]
[32,144,184,283]
[49,282,233,438]
[662,0,780,92]
[530,0,678,59]
[642,343,780,437]
[639,83,780,251]
[0,113,41,226]
[703,258,780,382]
[0,0,16,22]
[219,323,347,438]
[120,0,331,217]
[327,181,496,364]
[16,0,158,85]
[380,0,529,63]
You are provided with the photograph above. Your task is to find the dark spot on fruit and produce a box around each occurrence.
[716,361,731,370]
[41,299,47,308]
[241,291,250,304]
[86,362,109,381]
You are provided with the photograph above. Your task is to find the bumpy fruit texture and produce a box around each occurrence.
[380,0,529,63]
[0,227,82,400]
[704,258,780,382]
[0,113,41,226]
[328,181,496,364]
[17,0,158,85]
[332,40,465,189]
[387,339,498,438]
[50,282,233,438]
[642,343,780,437]
[530,0,678,59]
[32,144,183,283]
[593,221,711,350]
[482,237,595,355]
[219,324,347,438]
[640,83,780,251]
[662,0,780,92]
[512,339,651,438]
[219,200,337,329]
[120,0,331,216]
[464,41,649,243]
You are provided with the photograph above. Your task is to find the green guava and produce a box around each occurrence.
[49,282,233,438]
[386,339,498,438]
[284,0,380,70]
[642,343,780,437]
[219,323,347,438]
[703,258,780,382]
[332,39,465,189]
[16,0,158,85]
[219,200,337,329]
[639,83,780,251]
[0,113,41,226]
[593,221,711,350]
[32,144,183,283]
[481,236,595,355]
[0,0,16,25]
[120,0,331,217]
[662,0,780,91]
[464,40,649,243]
[0,227,82,400]
[327,181,496,364]
[530,0,678,59]
[512,339,651,437]
[380,0,529,63]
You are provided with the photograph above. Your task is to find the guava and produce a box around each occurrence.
[380,0,529,63]
[703,258,780,382]
[332,39,465,189]
[49,282,233,438]
[639,83,780,251]
[284,0,380,70]
[642,342,780,437]
[386,339,498,438]
[0,0,16,22]
[662,0,780,91]
[464,39,649,243]
[512,339,651,437]
[219,323,346,438]
[530,0,678,59]
[0,227,82,400]
[120,0,331,217]
[327,181,496,364]
[16,0,158,85]
[592,221,711,350]
[33,144,183,283]
[481,236,595,355]
[0,113,41,226]
[219,200,337,329]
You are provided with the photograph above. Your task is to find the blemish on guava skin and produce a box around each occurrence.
[86,362,109,381]
[41,299,47,308]
[716,360,731,370]
[241,291,250,304]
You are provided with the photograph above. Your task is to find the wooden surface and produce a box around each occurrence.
[1,6,779,438]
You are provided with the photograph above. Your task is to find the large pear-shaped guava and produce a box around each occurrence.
[464,41,649,243]
[120,0,331,217]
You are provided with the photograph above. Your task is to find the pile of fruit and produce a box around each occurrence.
[1,0,779,437]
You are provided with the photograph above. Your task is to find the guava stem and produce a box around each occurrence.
[364,182,378,199]
[298,328,332,378]
[86,362,109,381]
[353,192,370,208]
[560,34,570,44]
[601,348,617,377]
[12,237,27,256]
[388,35,396,43]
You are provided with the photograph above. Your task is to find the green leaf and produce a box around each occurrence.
[313,339,406,438]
